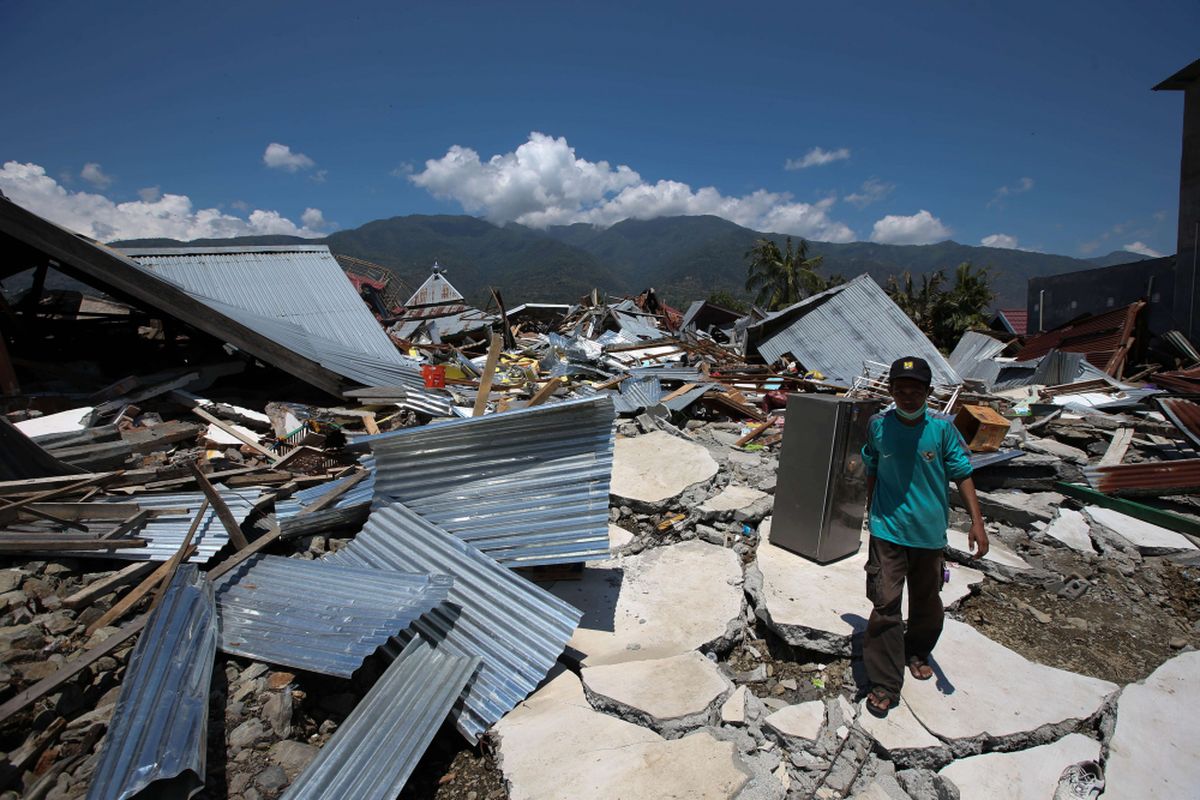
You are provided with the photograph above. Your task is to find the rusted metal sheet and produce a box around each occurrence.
[1015,301,1144,377]
[1082,458,1200,496]
[1156,397,1200,449]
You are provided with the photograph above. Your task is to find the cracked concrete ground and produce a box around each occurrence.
[489,419,1200,800]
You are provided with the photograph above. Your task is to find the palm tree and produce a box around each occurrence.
[885,270,944,336]
[931,262,994,348]
[744,236,828,311]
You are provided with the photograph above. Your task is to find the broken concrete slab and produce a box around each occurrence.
[856,699,946,768]
[1105,651,1200,799]
[938,733,1099,800]
[901,620,1117,745]
[581,651,731,736]
[764,700,825,745]
[494,669,752,800]
[1040,508,1094,553]
[607,524,634,552]
[968,490,1063,527]
[699,484,771,520]
[1083,506,1198,555]
[611,430,719,505]
[945,528,1030,571]
[550,540,743,666]
[750,520,980,654]
[1022,437,1088,464]
[721,685,748,726]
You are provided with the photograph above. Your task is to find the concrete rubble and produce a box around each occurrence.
[0,195,1198,799]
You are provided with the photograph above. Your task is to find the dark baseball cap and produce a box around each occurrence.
[889,356,932,385]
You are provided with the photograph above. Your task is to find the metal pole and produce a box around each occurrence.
[1038,289,1045,332]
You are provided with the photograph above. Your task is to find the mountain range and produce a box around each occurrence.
[112,214,1156,310]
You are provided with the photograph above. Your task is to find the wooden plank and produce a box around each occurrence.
[12,504,88,531]
[591,374,630,392]
[0,537,147,553]
[1099,427,1134,467]
[150,503,206,610]
[190,406,281,463]
[298,470,369,516]
[526,378,563,409]
[85,541,197,636]
[94,371,200,417]
[0,473,121,525]
[100,509,153,540]
[735,418,776,447]
[62,561,158,609]
[660,382,699,403]
[20,503,141,521]
[472,333,505,418]
[207,522,282,581]
[188,463,250,550]
[0,613,149,724]
[363,412,380,435]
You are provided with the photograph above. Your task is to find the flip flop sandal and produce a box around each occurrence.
[907,656,934,680]
[865,686,896,718]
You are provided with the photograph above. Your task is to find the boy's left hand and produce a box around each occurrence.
[968,521,989,560]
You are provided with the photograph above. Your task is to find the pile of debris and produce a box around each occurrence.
[2,195,1199,799]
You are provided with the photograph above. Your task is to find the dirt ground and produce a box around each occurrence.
[953,558,1200,685]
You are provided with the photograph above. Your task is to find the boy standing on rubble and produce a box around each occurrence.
[860,356,988,717]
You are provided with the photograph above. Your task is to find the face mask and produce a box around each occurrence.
[895,402,927,421]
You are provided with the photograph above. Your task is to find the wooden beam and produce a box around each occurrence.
[0,473,121,526]
[526,378,563,409]
[190,406,281,463]
[0,536,146,553]
[1098,427,1134,467]
[150,504,206,610]
[472,332,504,418]
[100,509,154,540]
[207,522,282,581]
[735,417,776,447]
[62,561,158,609]
[660,383,699,404]
[187,463,250,550]
[85,539,199,636]
[0,613,150,724]
[298,470,368,516]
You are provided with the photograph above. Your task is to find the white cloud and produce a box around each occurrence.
[0,161,326,242]
[410,132,855,242]
[390,162,415,178]
[981,233,1019,249]
[1123,241,1163,258]
[138,186,161,202]
[785,147,851,170]
[309,169,328,184]
[988,176,1034,208]
[870,210,951,245]
[263,142,315,172]
[300,207,327,229]
[844,177,893,208]
[80,162,113,189]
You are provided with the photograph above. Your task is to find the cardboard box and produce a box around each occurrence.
[954,404,1011,453]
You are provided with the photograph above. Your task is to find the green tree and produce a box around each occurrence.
[886,262,994,350]
[706,290,749,314]
[744,236,830,311]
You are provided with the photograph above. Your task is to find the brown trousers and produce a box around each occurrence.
[863,535,944,696]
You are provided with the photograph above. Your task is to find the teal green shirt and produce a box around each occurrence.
[861,409,973,550]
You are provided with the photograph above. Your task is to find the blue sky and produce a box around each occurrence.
[1,1,1196,257]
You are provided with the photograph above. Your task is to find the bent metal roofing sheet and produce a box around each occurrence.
[325,501,582,743]
[748,274,960,386]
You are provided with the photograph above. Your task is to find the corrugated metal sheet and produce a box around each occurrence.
[1156,397,1200,449]
[613,310,666,341]
[1014,301,1144,377]
[281,635,479,800]
[199,295,425,389]
[662,382,717,412]
[1082,459,1200,495]
[749,275,960,386]
[213,553,452,677]
[66,487,262,563]
[356,396,616,566]
[628,365,706,382]
[948,331,1007,381]
[390,308,496,342]
[86,565,216,800]
[612,376,664,414]
[123,246,404,365]
[325,501,583,742]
